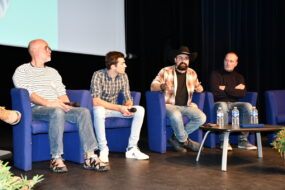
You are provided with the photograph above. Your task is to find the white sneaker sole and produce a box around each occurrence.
[125,154,149,160]
[238,145,257,150]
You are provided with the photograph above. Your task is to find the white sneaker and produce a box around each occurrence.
[220,143,233,151]
[99,148,109,163]
[238,141,257,150]
[125,147,149,160]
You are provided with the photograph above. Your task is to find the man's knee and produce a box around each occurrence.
[50,108,65,119]
[93,106,105,117]
[237,102,252,113]
[133,105,145,116]
[215,102,228,111]
[76,107,91,118]
[200,111,207,124]
[168,109,183,120]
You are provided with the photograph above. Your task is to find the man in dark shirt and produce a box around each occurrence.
[210,52,257,151]
[151,46,206,152]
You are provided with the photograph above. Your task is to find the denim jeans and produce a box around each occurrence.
[32,106,98,158]
[166,104,206,142]
[93,105,145,151]
[214,101,252,142]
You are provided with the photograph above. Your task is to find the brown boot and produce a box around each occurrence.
[0,107,21,125]
[168,136,187,152]
[182,138,201,152]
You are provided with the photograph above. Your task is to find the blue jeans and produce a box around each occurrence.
[214,101,252,142]
[32,106,98,158]
[93,105,145,150]
[166,104,206,142]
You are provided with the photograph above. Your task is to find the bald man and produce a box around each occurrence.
[13,39,109,173]
[210,52,257,151]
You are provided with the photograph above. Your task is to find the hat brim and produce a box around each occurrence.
[168,50,198,63]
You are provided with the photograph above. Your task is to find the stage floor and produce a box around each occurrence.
[6,143,285,190]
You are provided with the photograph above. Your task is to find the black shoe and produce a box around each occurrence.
[168,136,187,152]
[182,138,200,152]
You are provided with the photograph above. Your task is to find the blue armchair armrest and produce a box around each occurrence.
[265,90,285,142]
[10,88,92,171]
[146,91,205,153]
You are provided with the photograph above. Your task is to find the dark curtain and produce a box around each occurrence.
[126,0,285,122]
[201,0,285,120]
[125,0,202,93]
[201,0,285,91]
[1,0,285,137]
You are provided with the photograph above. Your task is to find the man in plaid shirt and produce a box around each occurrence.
[90,51,149,163]
[151,46,206,152]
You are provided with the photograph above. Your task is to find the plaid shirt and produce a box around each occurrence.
[151,65,203,106]
[90,69,133,104]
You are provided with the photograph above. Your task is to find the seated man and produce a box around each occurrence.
[150,46,206,152]
[90,51,149,163]
[12,39,109,173]
[210,52,257,150]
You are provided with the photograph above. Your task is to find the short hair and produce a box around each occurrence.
[105,51,124,70]
[27,39,43,55]
[225,52,238,61]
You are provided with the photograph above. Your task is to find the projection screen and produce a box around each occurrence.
[0,0,126,56]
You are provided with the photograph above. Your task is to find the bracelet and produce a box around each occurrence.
[160,84,166,91]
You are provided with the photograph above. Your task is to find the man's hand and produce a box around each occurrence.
[219,85,226,90]
[235,84,245,90]
[160,82,171,92]
[46,99,73,112]
[119,106,134,117]
[195,82,203,93]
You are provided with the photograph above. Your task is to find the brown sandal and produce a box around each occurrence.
[84,156,109,172]
[0,107,21,125]
[50,158,68,173]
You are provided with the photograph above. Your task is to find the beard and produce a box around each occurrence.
[176,62,188,71]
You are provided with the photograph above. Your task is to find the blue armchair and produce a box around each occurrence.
[103,91,141,152]
[265,90,285,143]
[146,91,205,153]
[203,91,258,148]
[10,88,92,171]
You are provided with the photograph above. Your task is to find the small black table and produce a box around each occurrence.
[196,124,284,171]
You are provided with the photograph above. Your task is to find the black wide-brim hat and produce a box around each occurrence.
[168,46,198,63]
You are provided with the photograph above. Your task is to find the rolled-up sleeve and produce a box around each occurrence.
[90,71,102,98]
[151,68,165,86]
[121,74,133,102]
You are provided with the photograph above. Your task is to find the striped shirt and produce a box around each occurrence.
[90,69,132,104]
[12,63,66,106]
[151,65,203,106]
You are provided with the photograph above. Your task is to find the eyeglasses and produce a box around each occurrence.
[176,56,189,61]
[43,46,52,52]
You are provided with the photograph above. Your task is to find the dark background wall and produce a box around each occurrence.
[1,0,285,146]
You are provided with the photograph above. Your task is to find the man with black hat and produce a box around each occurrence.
[150,46,206,152]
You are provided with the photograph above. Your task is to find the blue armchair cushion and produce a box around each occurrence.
[276,114,285,123]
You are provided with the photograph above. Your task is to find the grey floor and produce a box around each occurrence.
[7,143,285,190]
